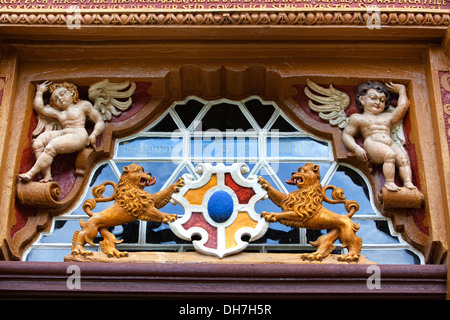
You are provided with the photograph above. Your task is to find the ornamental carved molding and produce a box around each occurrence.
[0,10,449,26]
[440,72,450,152]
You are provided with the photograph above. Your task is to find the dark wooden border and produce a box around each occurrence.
[0,261,446,299]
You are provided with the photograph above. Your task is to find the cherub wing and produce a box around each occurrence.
[32,113,62,137]
[88,79,136,121]
[387,106,406,147]
[304,79,351,129]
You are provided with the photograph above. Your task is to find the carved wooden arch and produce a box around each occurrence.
[9,64,432,261]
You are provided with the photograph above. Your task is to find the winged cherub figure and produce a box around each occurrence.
[305,79,415,192]
[19,80,136,183]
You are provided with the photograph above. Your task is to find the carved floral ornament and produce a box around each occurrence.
[0,10,448,27]
[12,73,430,263]
[441,72,450,140]
[440,71,450,169]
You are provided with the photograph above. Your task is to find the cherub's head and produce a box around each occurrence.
[49,82,80,110]
[355,81,390,114]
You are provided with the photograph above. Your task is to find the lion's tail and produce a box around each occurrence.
[82,181,117,217]
[345,200,359,219]
[322,185,359,218]
[92,181,117,203]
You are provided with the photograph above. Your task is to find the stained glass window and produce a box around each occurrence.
[24,96,424,264]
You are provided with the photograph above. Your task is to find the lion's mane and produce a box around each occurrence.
[115,173,155,218]
[279,180,323,226]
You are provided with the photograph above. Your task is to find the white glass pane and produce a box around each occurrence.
[267,136,329,159]
[190,136,258,160]
[117,137,183,159]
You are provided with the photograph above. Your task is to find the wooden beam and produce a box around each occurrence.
[0,261,446,299]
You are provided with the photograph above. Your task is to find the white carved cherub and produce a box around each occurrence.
[19,79,136,183]
[305,79,415,192]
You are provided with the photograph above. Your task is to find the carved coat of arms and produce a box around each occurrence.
[170,163,269,258]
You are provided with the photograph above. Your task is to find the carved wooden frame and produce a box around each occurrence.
[0,16,448,268]
[0,52,445,264]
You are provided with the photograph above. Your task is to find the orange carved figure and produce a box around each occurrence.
[259,163,362,262]
[71,163,184,258]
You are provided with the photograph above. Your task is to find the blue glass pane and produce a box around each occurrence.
[26,248,71,262]
[190,136,258,160]
[362,249,420,264]
[70,163,118,216]
[117,137,183,158]
[355,220,400,244]
[267,136,329,159]
[39,220,81,244]
[325,165,375,216]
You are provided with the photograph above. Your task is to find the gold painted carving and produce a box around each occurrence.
[71,163,184,258]
[259,162,362,262]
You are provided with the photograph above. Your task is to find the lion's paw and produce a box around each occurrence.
[71,245,94,257]
[261,211,279,222]
[173,178,185,192]
[337,253,360,263]
[258,176,269,190]
[105,249,129,258]
[300,252,325,262]
[162,213,177,224]
[99,240,129,258]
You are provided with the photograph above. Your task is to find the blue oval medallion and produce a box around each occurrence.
[207,191,234,223]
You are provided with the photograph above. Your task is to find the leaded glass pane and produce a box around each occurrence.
[117,137,183,159]
[24,96,423,265]
[267,136,330,159]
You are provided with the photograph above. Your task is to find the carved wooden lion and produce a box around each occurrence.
[71,163,184,258]
[259,162,362,262]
